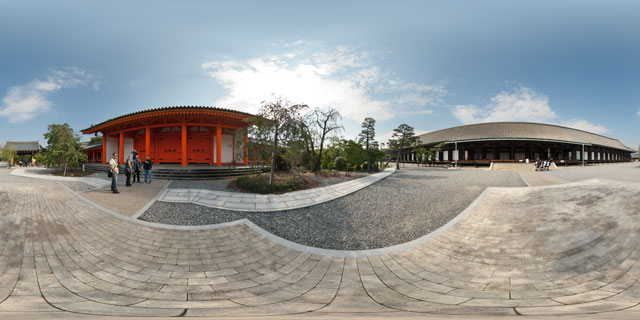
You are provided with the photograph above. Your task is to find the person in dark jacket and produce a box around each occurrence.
[143,155,153,184]
[132,154,142,183]
[125,155,133,186]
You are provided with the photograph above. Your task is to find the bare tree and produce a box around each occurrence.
[252,97,307,185]
[311,108,342,172]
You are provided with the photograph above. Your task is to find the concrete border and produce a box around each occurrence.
[131,182,172,219]
[58,179,491,257]
[11,167,110,188]
[516,171,532,187]
[157,168,396,212]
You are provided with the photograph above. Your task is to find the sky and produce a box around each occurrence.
[1,0,639,149]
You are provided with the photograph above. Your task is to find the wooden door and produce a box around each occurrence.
[187,133,211,163]
[157,134,181,163]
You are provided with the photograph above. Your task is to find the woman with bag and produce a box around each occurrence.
[125,154,133,187]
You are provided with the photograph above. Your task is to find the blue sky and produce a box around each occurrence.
[1,0,639,148]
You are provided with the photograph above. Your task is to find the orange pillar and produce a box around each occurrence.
[92,151,96,163]
[102,134,107,164]
[209,128,215,165]
[216,126,222,166]
[145,126,151,163]
[181,124,187,166]
[118,132,124,163]
[244,132,248,165]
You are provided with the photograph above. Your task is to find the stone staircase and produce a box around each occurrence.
[84,163,263,180]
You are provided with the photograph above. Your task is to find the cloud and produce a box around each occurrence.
[202,45,447,122]
[557,119,609,134]
[637,108,640,117]
[0,67,99,123]
[452,86,609,134]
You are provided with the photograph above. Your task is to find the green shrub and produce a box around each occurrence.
[274,154,289,171]
[235,174,307,194]
[334,156,346,171]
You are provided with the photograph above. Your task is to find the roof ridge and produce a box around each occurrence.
[420,121,621,142]
[81,106,255,133]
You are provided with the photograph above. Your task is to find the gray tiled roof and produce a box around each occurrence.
[83,143,102,150]
[81,106,256,133]
[418,122,635,152]
[3,141,41,152]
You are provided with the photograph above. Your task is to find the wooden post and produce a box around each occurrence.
[181,124,187,166]
[209,128,215,165]
[244,132,248,165]
[216,126,222,166]
[119,132,124,163]
[145,126,151,163]
[102,134,107,164]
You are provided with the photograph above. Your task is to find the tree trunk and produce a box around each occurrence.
[63,161,68,176]
[396,147,402,170]
[269,126,279,185]
[315,131,326,172]
[366,138,371,173]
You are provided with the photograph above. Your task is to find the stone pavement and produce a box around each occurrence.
[10,167,111,189]
[3,168,640,318]
[82,180,170,217]
[158,168,395,211]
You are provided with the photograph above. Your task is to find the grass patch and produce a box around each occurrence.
[231,173,308,194]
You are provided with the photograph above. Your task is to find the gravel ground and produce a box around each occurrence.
[168,172,369,192]
[545,162,640,183]
[141,167,526,250]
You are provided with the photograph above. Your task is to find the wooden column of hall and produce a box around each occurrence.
[145,126,151,163]
[181,124,187,166]
[216,126,222,166]
[209,127,215,165]
[244,132,248,165]
[118,132,124,163]
[102,134,107,164]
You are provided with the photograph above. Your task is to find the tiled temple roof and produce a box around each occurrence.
[418,122,635,152]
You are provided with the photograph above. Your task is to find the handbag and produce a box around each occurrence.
[108,171,112,178]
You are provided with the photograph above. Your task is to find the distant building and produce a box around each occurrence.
[631,153,639,161]
[406,122,635,165]
[3,141,41,158]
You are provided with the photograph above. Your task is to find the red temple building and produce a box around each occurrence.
[81,106,253,166]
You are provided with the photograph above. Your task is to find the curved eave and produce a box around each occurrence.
[81,106,257,134]
[422,137,635,152]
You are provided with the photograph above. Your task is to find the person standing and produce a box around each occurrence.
[125,154,133,187]
[132,154,142,183]
[143,155,153,184]
[109,152,119,194]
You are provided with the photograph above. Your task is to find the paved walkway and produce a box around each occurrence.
[492,163,568,187]
[3,166,640,318]
[158,168,396,211]
[10,167,111,188]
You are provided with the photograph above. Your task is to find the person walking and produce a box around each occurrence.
[125,154,133,187]
[109,152,119,194]
[143,155,153,184]
[132,154,142,183]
